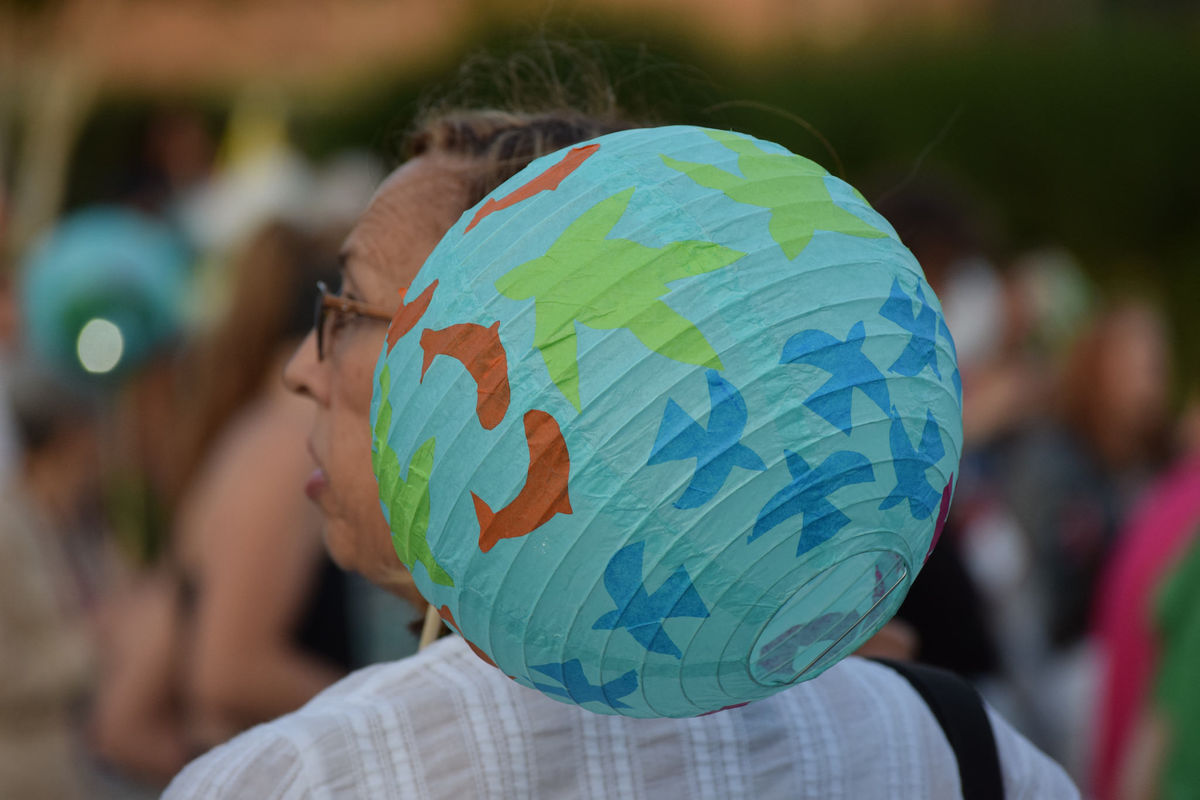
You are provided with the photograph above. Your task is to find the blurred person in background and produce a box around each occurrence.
[91,221,355,783]
[1092,390,1200,800]
[1033,300,1171,645]
[1000,297,1171,779]
[0,363,100,800]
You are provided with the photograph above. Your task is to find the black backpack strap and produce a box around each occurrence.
[872,658,1004,800]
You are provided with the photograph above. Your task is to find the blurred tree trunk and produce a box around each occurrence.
[6,56,95,265]
[1,1,104,270]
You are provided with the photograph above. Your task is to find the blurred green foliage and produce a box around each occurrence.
[62,21,1200,387]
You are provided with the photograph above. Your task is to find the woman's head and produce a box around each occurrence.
[284,110,630,599]
[1059,299,1170,469]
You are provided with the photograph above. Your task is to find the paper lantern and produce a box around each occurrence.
[371,126,962,717]
[20,207,190,381]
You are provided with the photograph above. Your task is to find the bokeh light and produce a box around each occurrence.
[76,317,125,374]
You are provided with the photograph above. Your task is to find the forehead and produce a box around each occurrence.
[340,155,474,302]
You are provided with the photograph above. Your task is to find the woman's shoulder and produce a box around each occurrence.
[805,657,1079,799]
[162,637,485,798]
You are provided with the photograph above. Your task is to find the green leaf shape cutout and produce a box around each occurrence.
[661,130,888,260]
[372,364,454,586]
[494,187,744,411]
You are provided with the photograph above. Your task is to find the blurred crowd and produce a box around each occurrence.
[0,105,421,799]
[0,103,1196,800]
[876,179,1200,800]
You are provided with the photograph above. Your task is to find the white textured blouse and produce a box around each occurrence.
[164,636,1076,799]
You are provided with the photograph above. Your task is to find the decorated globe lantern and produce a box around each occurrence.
[372,125,962,717]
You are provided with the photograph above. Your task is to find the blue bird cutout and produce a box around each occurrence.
[878,279,942,379]
[754,610,863,676]
[751,450,875,556]
[879,410,945,520]
[780,321,891,435]
[756,564,896,676]
[648,369,766,508]
[936,315,964,404]
[593,541,709,659]
[530,660,638,709]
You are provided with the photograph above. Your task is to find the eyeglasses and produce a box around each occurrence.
[313,280,393,360]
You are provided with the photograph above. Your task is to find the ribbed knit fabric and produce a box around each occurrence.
[164,636,1075,799]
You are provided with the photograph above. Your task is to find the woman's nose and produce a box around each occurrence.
[283,330,325,402]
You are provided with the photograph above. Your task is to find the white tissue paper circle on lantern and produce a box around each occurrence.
[370,126,963,717]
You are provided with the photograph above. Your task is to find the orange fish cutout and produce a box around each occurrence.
[472,409,573,553]
[464,143,601,233]
[419,321,511,430]
[437,605,497,667]
[386,280,438,351]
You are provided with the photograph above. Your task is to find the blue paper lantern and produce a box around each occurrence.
[20,207,190,382]
[372,126,962,717]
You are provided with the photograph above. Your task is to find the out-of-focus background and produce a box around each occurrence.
[1,1,1197,798]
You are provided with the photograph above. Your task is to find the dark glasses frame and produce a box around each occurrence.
[313,280,393,360]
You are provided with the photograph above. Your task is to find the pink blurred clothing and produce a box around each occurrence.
[1093,453,1200,800]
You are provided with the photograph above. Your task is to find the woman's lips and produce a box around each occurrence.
[304,468,329,501]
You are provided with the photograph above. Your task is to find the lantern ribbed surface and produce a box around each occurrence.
[371,126,963,717]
